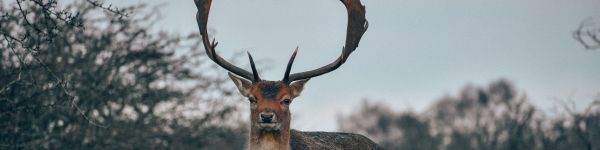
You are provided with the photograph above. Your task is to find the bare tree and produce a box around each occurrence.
[1,0,247,149]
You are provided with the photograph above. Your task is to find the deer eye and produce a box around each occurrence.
[248,96,257,103]
[281,99,291,105]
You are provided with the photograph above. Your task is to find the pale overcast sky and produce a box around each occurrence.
[105,0,600,131]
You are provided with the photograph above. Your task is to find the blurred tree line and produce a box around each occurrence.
[339,79,600,150]
[1,0,247,149]
[2,0,599,150]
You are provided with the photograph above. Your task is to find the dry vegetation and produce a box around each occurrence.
[1,0,246,149]
[1,1,598,149]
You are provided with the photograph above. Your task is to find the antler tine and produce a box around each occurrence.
[194,0,257,82]
[282,47,299,84]
[247,51,261,81]
[286,0,368,82]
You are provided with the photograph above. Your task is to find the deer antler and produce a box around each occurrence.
[283,0,368,83]
[194,0,261,82]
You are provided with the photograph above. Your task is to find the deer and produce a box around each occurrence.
[193,0,382,149]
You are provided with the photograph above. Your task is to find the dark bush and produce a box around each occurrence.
[1,0,247,149]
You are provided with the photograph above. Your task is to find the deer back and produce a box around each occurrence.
[290,130,385,150]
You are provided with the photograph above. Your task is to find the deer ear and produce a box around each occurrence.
[289,79,309,98]
[228,72,252,97]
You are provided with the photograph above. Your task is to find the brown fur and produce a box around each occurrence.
[198,0,375,148]
[230,78,382,150]
[248,81,293,150]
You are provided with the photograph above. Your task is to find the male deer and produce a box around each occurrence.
[194,0,382,149]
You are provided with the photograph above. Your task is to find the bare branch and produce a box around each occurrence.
[573,17,600,50]
[85,0,129,17]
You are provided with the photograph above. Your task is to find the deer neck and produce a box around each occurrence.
[248,124,291,150]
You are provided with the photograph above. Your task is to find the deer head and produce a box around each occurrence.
[194,0,367,148]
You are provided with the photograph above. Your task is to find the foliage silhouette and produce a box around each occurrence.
[1,0,247,149]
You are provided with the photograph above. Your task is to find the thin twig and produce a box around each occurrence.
[85,0,129,17]
[2,25,106,129]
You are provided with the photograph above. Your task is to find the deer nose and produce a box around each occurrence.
[260,113,275,123]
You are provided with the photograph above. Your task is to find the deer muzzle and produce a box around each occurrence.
[257,112,280,131]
